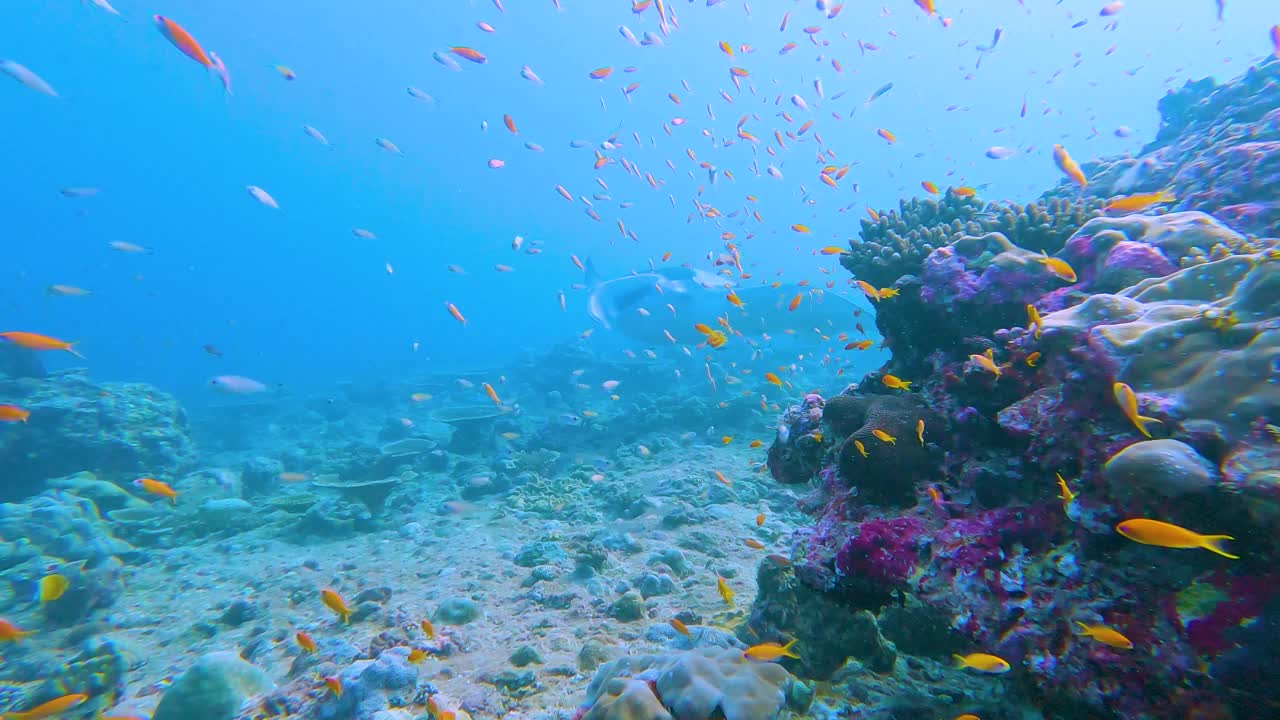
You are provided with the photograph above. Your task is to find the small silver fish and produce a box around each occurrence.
[0,60,57,97]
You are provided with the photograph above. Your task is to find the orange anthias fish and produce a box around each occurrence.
[154,15,213,67]
[2,694,89,720]
[872,429,896,445]
[788,293,803,311]
[1036,253,1077,283]
[1052,144,1087,188]
[877,128,897,144]
[882,374,911,390]
[295,631,317,653]
[320,589,354,623]
[914,0,936,15]
[450,46,487,64]
[716,575,735,606]
[953,653,1011,674]
[968,348,1003,377]
[1115,518,1238,559]
[744,639,800,661]
[0,331,84,358]
[1074,621,1134,650]
[1104,190,1175,213]
[670,618,692,637]
[1112,382,1161,437]
[1272,25,1280,58]
[483,382,502,406]
[323,676,343,697]
[0,404,30,423]
[1026,304,1043,338]
[445,302,467,326]
[421,619,435,639]
[133,477,178,504]
[0,618,33,641]
[764,372,783,387]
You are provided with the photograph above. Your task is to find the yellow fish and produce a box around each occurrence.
[1104,190,1175,214]
[1052,144,1087,188]
[968,348,1003,377]
[872,429,896,445]
[1115,518,1238,559]
[408,648,428,663]
[855,280,881,301]
[1036,253,1077,283]
[1,694,89,720]
[953,652,1011,674]
[1112,382,1161,438]
[320,589,353,624]
[854,440,869,458]
[716,575,735,607]
[1056,473,1077,510]
[1026,304,1043,338]
[743,638,800,661]
[877,287,899,299]
[881,374,911,390]
[916,419,925,445]
[1025,351,1041,368]
[38,574,68,604]
[1074,621,1134,650]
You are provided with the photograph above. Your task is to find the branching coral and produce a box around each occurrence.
[844,193,1103,289]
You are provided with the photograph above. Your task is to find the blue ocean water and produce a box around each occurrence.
[0,0,1272,402]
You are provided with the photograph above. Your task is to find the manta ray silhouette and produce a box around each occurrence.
[584,258,861,346]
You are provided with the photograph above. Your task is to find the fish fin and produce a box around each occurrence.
[952,654,967,668]
[1135,414,1162,437]
[1073,621,1090,635]
[1200,535,1239,560]
[584,256,602,287]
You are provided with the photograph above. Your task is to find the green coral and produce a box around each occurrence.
[843,191,1104,288]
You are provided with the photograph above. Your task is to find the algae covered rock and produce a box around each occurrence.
[434,597,482,625]
[584,678,673,720]
[1103,439,1218,498]
[0,371,196,502]
[153,651,274,720]
[316,649,418,720]
[580,647,800,720]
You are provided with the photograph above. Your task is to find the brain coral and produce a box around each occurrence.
[580,648,797,720]
[825,393,941,507]
[844,193,1103,289]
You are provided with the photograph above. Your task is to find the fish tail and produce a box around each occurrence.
[952,654,967,669]
[1073,621,1090,635]
[1135,414,1162,437]
[1200,535,1239,560]
[65,342,86,360]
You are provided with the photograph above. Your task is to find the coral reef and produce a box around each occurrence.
[1065,58,1280,238]
[0,370,196,502]
[768,170,1280,716]
[0,490,132,624]
[153,652,274,720]
[844,192,1103,289]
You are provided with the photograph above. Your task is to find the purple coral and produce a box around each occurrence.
[834,516,924,586]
